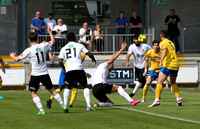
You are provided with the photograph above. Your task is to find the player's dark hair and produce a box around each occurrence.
[67,32,76,42]
[160,30,168,38]
[171,8,175,11]
[119,11,124,15]
[28,32,38,42]
[133,34,139,39]
[152,40,160,45]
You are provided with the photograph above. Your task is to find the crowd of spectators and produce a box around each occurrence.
[30,9,183,54]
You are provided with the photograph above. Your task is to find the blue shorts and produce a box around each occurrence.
[58,69,66,86]
[148,70,159,79]
[160,67,178,77]
[58,69,78,86]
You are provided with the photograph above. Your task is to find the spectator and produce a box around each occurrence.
[44,12,56,62]
[52,19,68,52]
[78,22,93,52]
[30,11,45,35]
[93,24,104,53]
[44,12,56,34]
[165,9,184,53]
[116,11,128,34]
[129,11,142,35]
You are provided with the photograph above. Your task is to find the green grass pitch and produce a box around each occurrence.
[0,88,200,129]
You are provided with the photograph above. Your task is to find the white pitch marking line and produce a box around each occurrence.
[114,106,200,124]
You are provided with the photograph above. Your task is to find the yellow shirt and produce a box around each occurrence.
[160,39,179,70]
[64,52,86,67]
[145,49,162,72]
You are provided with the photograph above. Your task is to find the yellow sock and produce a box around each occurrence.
[56,88,61,93]
[50,88,61,100]
[142,84,149,99]
[69,88,78,105]
[155,84,163,99]
[171,84,180,97]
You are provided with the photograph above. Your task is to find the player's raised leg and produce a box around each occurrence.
[169,76,182,106]
[149,72,167,107]
[30,91,45,115]
[142,76,154,102]
[69,88,78,107]
[47,68,66,108]
[40,74,65,112]
[113,84,141,106]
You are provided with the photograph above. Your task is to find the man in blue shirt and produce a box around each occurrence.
[30,11,45,35]
[116,11,128,34]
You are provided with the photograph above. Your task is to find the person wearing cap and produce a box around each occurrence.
[44,12,57,62]
[44,12,57,34]
[165,9,184,53]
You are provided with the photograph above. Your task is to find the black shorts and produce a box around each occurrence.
[29,74,53,91]
[66,70,87,88]
[135,67,146,85]
[92,83,113,102]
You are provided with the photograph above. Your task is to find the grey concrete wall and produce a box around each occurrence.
[151,0,200,42]
[26,0,138,28]
[0,3,18,55]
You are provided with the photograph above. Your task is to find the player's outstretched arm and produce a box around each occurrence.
[86,52,96,65]
[10,52,21,62]
[0,58,5,74]
[107,42,127,65]
[47,26,55,44]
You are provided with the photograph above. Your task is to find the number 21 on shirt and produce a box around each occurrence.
[66,47,76,58]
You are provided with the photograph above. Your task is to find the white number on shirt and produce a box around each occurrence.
[66,48,76,58]
[36,51,44,64]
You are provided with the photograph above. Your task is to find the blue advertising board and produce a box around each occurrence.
[106,68,134,83]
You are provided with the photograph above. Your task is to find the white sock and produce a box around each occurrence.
[33,96,44,112]
[83,88,91,107]
[63,88,70,106]
[54,93,64,107]
[176,97,181,101]
[155,98,159,102]
[99,102,113,107]
[132,82,142,94]
[148,85,155,93]
[118,86,133,102]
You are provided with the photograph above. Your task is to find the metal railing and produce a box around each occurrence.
[181,26,200,53]
[38,26,155,54]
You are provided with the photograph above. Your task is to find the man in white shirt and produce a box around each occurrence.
[78,22,93,52]
[44,12,56,34]
[44,12,56,62]
[52,19,68,52]
[10,27,66,115]
[92,43,141,107]
[59,32,96,112]
[126,35,155,97]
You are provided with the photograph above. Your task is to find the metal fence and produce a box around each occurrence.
[38,26,155,54]
[181,26,200,53]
